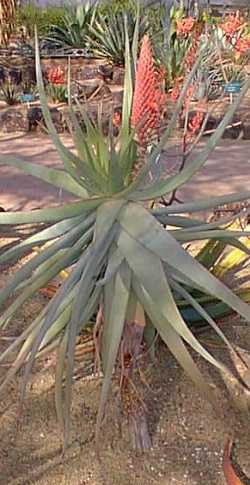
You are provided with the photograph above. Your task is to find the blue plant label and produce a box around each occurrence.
[20,94,35,103]
[224,82,241,94]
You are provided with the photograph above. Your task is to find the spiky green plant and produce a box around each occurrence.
[87,9,148,65]
[44,2,97,51]
[46,83,67,104]
[0,16,250,451]
[179,237,250,326]
[0,79,20,105]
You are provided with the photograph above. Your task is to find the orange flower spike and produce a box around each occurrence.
[185,46,196,70]
[131,36,155,130]
[171,83,181,102]
[187,111,204,140]
[176,17,195,37]
[48,67,65,85]
[131,35,165,145]
[184,29,202,72]
[220,10,243,39]
[235,37,250,59]
[184,85,194,111]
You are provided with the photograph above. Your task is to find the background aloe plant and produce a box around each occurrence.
[86,8,148,65]
[44,2,97,52]
[0,78,20,105]
[0,14,250,452]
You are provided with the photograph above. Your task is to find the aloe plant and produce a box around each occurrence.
[179,237,250,327]
[0,79,20,105]
[87,9,148,65]
[43,2,97,51]
[0,16,250,452]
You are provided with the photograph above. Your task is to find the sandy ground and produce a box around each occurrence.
[0,291,250,485]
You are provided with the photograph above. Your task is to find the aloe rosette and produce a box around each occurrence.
[0,17,250,450]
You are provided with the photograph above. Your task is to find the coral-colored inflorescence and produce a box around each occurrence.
[48,67,65,85]
[171,83,181,102]
[220,10,243,39]
[235,36,250,59]
[131,35,166,145]
[176,17,195,37]
[187,111,204,140]
[184,27,202,71]
[219,11,250,60]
